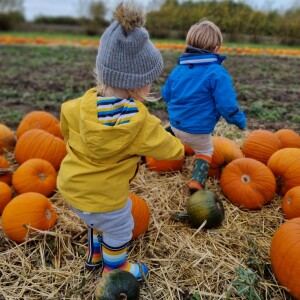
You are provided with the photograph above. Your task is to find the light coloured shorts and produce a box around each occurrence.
[171,126,214,156]
[71,197,134,247]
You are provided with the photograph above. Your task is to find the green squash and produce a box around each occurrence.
[95,270,140,300]
[187,190,225,229]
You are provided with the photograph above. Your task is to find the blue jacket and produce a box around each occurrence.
[161,51,246,134]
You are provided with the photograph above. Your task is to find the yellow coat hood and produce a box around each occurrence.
[57,88,184,212]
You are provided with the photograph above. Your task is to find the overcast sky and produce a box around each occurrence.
[23,0,299,21]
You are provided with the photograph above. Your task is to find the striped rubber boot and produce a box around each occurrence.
[188,154,212,194]
[101,239,148,282]
[85,227,102,270]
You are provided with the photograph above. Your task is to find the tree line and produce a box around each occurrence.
[0,0,299,45]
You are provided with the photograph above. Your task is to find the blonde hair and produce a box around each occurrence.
[95,69,149,101]
[186,20,223,51]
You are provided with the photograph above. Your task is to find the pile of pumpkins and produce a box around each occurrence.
[146,126,300,299]
[1,110,300,298]
[0,111,151,244]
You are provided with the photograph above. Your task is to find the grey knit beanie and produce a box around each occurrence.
[96,2,163,90]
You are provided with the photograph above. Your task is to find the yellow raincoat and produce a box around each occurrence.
[57,88,184,213]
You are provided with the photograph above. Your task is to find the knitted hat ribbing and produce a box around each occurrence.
[96,3,163,90]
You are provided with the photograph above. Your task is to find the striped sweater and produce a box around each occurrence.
[96,96,139,126]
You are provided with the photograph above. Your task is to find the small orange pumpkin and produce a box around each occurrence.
[270,218,300,299]
[184,144,195,156]
[16,111,63,139]
[282,186,300,219]
[220,157,276,210]
[241,130,281,164]
[1,192,57,243]
[208,136,244,178]
[0,156,12,185]
[129,192,150,239]
[145,156,184,172]
[12,158,57,196]
[0,182,12,214]
[14,129,67,171]
[0,124,16,154]
[267,148,300,195]
[275,129,300,149]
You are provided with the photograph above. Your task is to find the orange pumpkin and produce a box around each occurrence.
[241,130,281,164]
[14,129,67,171]
[0,156,12,185]
[12,158,57,196]
[145,156,184,172]
[129,192,150,239]
[1,192,57,243]
[220,157,276,210]
[208,136,244,178]
[184,144,195,156]
[267,148,300,195]
[0,182,12,214]
[274,129,300,149]
[16,111,63,139]
[0,124,16,154]
[282,186,300,219]
[270,218,300,299]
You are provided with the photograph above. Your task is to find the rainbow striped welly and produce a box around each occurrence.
[101,240,148,282]
[85,227,102,270]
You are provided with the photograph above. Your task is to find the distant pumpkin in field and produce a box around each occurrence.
[16,111,63,139]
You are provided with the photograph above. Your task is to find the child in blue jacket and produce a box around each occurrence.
[161,20,246,194]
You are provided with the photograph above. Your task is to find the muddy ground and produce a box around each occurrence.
[0,45,299,132]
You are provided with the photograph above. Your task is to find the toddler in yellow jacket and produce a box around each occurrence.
[57,2,184,282]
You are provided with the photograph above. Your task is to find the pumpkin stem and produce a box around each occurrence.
[39,172,46,181]
[119,293,127,300]
[45,209,52,220]
[241,174,251,183]
[286,197,292,205]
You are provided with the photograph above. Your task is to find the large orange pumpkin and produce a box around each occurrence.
[282,186,300,219]
[220,157,276,210]
[129,192,150,239]
[16,111,63,139]
[270,218,300,299]
[275,129,300,149]
[208,136,244,178]
[267,148,300,195]
[241,130,281,164]
[12,158,57,196]
[1,192,57,243]
[0,181,12,214]
[0,124,16,154]
[145,156,184,172]
[0,156,12,185]
[14,129,67,171]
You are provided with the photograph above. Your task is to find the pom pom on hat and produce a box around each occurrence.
[96,2,163,90]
